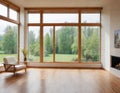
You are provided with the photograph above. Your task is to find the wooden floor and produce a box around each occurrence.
[0,68,120,93]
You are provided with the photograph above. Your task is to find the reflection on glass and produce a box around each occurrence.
[55,26,78,62]
[81,26,100,62]
[43,26,53,62]
[9,8,17,21]
[28,26,40,62]
[28,13,40,23]
[0,4,7,17]
[43,13,78,23]
[81,13,100,23]
[0,20,18,62]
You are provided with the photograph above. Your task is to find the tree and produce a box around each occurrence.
[56,26,77,54]
[28,30,40,56]
[49,28,53,53]
[29,31,36,54]
[2,26,17,54]
[81,27,100,61]
[71,36,78,54]
[33,37,40,56]
[0,35,2,51]
[44,33,51,54]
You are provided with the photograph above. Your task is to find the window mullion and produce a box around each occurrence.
[78,11,81,63]
[40,12,43,62]
[53,26,55,62]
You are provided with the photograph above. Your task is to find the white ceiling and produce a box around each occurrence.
[8,0,110,8]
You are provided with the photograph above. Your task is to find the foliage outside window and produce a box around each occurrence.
[81,26,100,62]
[43,26,78,62]
[28,26,40,62]
[55,26,78,62]
[0,20,18,62]
[43,26,53,62]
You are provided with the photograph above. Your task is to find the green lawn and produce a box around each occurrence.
[28,54,78,62]
[45,54,78,62]
[0,54,98,63]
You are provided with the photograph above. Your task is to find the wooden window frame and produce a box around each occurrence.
[0,0,20,24]
[25,7,102,63]
[0,0,20,62]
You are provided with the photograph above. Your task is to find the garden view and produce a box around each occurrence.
[0,23,18,62]
[0,24,100,63]
[28,26,100,62]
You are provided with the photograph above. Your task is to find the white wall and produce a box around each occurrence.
[101,0,120,73]
[19,7,25,62]
[101,3,111,70]
[110,1,120,56]
[109,0,120,77]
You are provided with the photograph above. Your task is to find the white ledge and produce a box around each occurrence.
[27,62,102,69]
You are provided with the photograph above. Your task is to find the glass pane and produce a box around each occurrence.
[81,13,100,23]
[0,20,18,63]
[0,4,7,17]
[81,26,100,62]
[28,26,40,62]
[55,26,78,62]
[43,26,53,62]
[43,13,78,23]
[9,8,17,21]
[28,13,40,23]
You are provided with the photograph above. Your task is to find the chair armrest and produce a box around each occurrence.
[3,63,18,66]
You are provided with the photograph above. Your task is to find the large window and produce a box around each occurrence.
[26,8,102,63]
[0,1,20,63]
